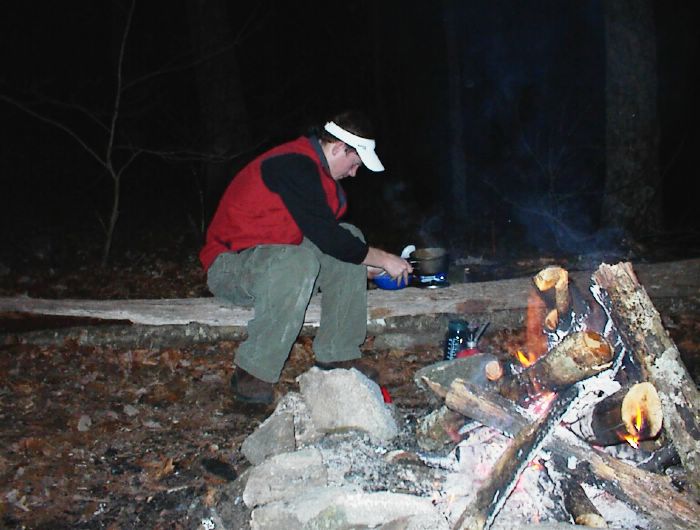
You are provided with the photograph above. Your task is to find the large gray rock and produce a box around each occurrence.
[297,367,398,442]
[250,486,356,530]
[241,407,295,466]
[242,448,328,508]
[241,393,320,465]
[250,486,442,530]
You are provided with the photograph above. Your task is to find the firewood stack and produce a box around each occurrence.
[421,261,700,530]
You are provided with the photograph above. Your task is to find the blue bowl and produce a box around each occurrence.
[372,273,412,290]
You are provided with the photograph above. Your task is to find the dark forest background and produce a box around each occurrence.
[1,1,699,272]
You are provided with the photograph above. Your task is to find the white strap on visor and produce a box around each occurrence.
[323,121,384,172]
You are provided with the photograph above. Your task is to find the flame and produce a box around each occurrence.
[516,349,537,367]
[634,403,644,431]
[622,433,639,449]
[513,290,548,371]
[526,290,548,358]
[621,403,645,449]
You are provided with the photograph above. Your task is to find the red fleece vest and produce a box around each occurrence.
[199,137,347,271]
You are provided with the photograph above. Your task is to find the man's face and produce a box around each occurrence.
[329,144,363,180]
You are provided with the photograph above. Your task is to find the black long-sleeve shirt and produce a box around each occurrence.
[261,153,369,264]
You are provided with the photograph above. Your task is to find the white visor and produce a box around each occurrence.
[323,121,384,172]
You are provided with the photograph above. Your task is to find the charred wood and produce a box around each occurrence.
[637,443,681,473]
[569,382,663,446]
[446,379,528,436]
[561,478,607,528]
[444,381,700,529]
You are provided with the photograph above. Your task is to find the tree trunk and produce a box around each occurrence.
[441,0,470,232]
[188,0,250,226]
[603,0,662,237]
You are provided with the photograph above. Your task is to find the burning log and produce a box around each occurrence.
[593,262,700,496]
[446,379,529,436]
[498,330,613,402]
[415,406,468,451]
[453,385,581,530]
[444,381,700,529]
[533,266,570,317]
[569,382,663,447]
[561,478,607,528]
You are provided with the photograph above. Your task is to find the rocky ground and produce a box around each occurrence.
[1,242,699,529]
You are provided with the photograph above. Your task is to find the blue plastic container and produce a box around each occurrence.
[372,272,412,290]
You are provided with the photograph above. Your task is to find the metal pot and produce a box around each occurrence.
[411,247,449,275]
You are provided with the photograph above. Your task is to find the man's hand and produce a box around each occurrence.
[363,247,413,285]
[366,265,384,280]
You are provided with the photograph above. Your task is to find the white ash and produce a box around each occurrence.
[581,483,651,529]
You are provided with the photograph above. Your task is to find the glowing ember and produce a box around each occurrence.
[530,391,556,416]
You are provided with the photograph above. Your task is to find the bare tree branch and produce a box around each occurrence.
[0,93,106,167]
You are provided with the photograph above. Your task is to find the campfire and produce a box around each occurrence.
[233,262,700,530]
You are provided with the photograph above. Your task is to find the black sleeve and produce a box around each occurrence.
[261,153,369,264]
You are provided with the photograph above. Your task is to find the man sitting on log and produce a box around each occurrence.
[199,110,412,404]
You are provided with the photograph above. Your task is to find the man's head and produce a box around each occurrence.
[319,111,384,180]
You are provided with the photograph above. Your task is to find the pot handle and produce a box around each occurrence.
[400,244,416,259]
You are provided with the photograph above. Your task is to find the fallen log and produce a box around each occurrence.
[2,258,699,349]
[593,262,700,495]
[444,381,700,529]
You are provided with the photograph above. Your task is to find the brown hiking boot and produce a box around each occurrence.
[315,359,380,383]
[230,368,274,404]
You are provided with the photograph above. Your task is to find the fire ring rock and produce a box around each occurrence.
[297,367,399,442]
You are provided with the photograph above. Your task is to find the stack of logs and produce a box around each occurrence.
[422,262,700,530]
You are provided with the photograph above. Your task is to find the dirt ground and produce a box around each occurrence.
[1,247,699,529]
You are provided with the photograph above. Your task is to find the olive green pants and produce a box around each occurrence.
[206,224,368,383]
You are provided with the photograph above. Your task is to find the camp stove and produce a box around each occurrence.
[415,271,450,288]
[403,245,451,288]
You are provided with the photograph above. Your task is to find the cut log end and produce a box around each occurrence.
[544,308,559,331]
[621,382,663,440]
[485,360,503,381]
[533,266,570,315]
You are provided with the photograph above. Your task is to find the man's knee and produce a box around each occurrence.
[268,245,320,284]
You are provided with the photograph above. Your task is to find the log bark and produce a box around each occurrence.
[498,331,613,401]
[593,262,700,495]
[444,381,700,529]
[446,379,529,435]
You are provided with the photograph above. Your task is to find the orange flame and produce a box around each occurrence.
[634,403,644,431]
[515,349,537,367]
[621,403,645,449]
